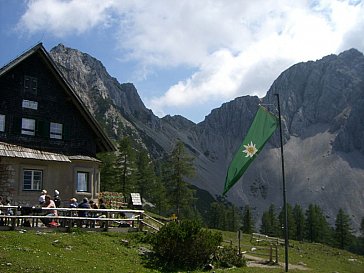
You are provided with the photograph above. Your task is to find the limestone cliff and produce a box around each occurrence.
[50,45,364,231]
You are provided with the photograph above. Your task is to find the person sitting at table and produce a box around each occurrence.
[54,190,61,208]
[89,200,98,209]
[42,195,58,226]
[77,197,90,227]
[88,200,99,227]
[69,198,78,208]
[38,189,47,205]
[98,198,107,228]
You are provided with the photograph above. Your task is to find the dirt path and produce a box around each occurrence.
[243,254,310,270]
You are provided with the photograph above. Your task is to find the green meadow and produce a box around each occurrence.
[0,229,363,273]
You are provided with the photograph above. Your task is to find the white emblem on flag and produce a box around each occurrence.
[243,141,258,157]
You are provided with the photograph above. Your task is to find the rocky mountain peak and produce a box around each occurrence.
[50,44,149,120]
[49,44,364,231]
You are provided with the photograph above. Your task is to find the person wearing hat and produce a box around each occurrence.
[38,190,47,205]
[54,190,61,208]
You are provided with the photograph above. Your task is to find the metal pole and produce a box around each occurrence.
[275,93,289,272]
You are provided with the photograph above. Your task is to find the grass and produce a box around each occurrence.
[0,229,363,273]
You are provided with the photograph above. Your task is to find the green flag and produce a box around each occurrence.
[223,106,278,195]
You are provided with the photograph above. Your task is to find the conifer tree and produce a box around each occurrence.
[135,149,156,201]
[334,208,353,249]
[150,175,168,216]
[279,203,296,239]
[97,151,118,191]
[359,217,364,254]
[207,197,242,231]
[242,205,254,234]
[164,141,196,219]
[304,204,331,243]
[208,202,225,229]
[225,204,242,231]
[116,137,136,194]
[260,204,279,236]
[293,204,305,241]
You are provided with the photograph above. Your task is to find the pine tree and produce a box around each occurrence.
[97,151,118,191]
[293,204,305,241]
[242,205,254,234]
[260,211,271,235]
[279,203,296,239]
[360,217,364,254]
[334,208,353,249]
[135,149,156,201]
[164,141,196,219]
[225,204,242,232]
[260,204,279,236]
[149,175,169,216]
[151,160,172,216]
[207,196,242,231]
[208,202,223,229]
[304,204,331,243]
[116,137,136,194]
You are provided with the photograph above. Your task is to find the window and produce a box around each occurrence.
[23,169,42,191]
[21,118,35,136]
[50,122,63,139]
[22,100,38,110]
[77,172,89,192]
[0,114,4,132]
[24,75,38,95]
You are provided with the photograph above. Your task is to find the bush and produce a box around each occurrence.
[213,245,246,268]
[151,220,222,270]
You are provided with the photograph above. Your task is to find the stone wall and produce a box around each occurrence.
[0,159,16,201]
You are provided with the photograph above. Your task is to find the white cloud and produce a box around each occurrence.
[16,0,364,121]
[143,0,364,117]
[17,0,115,36]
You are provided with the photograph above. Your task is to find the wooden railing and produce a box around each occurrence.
[250,232,285,245]
[245,233,285,263]
[141,213,165,232]
[0,205,145,232]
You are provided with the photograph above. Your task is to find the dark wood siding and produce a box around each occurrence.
[0,53,98,156]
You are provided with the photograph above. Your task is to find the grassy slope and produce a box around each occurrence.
[0,229,363,273]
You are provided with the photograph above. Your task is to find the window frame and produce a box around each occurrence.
[50,122,63,139]
[24,75,38,95]
[0,114,5,132]
[76,171,90,192]
[23,169,43,191]
[22,99,38,110]
[21,118,36,136]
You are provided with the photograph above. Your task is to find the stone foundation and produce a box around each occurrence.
[0,160,16,201]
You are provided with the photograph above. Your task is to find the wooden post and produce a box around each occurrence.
[104,211,109,231]
[138,212,143,231]
[275,244,278,264]
[238,230,241,257]
[269,244,273,263]
[11,217,16,231]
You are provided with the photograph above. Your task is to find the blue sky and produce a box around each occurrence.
[1,0,363,123]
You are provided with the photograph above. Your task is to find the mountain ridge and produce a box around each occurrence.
[49,45,364,231]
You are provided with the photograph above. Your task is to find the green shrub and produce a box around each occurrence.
[213,245,246,268]
[151,220,222,270]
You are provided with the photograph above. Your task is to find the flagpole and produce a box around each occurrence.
[275,93,289,272]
